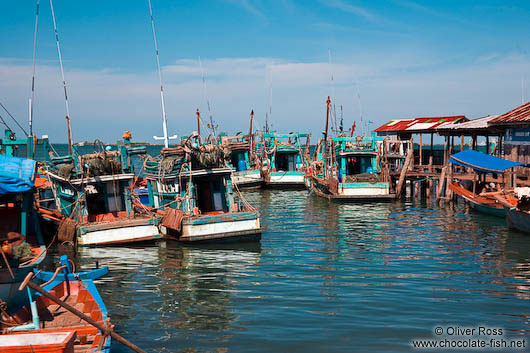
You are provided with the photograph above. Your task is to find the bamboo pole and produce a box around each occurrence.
[19,275,146,353]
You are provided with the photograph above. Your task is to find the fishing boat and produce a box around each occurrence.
[142,133,263,242]
[262,132,311,188]
[307,97,397,200]
[0,256,111,352]
[45,133,163,246]
[448,150,525,217]
[0,154,47,310]
[220,111,264,189]
[495,189,530,233]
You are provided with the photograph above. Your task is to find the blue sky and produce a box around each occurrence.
[1,0,529,143]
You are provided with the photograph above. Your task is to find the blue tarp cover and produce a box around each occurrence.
[0,154,36,195]
[449,150,525,174]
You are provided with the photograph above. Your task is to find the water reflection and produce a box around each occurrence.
[42,190,530,352]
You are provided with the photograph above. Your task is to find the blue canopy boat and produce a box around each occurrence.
[448,150,525,217]
[0,154,47,310]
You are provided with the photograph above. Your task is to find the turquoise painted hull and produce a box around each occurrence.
[468,200,505,218]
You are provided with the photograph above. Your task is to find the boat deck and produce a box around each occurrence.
[3,281,107,353]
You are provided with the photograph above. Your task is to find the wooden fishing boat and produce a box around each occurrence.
[307,97,398,200]
[495,189,530,233]
[142,134,264,242]
[44,133,163,246]
[448,182,505,217]
[220,111,264,189]
[448,149,525,217]
[0,256,110,352]
[262,132,311,188]
[0,154,47,310]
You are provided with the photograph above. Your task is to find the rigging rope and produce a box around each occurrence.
[0,101,28,136]
[49,0,70,121]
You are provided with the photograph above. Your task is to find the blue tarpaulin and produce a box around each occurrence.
[449,150,525,174]
[0,154,36,195]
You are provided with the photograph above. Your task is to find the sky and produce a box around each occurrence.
[0,0,529,143]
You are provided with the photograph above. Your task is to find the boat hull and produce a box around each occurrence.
[448,182,505,217]
[232,169,263,189]
[266,172,306,188]
[311,176,395,201]
[77,219,162,246]
[504,206,530,234]
[166,212,263,242]
[0,246,47,311]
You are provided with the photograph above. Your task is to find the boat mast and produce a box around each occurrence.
[49,0,72,154]
[324,96,331,177]
[148,0,170,148]
[198,56,216,136]
[196,109,201,145]
[29,0,40,137]
[249,109,254,160]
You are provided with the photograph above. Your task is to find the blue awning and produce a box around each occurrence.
[449,150,525,174]
[0,154,36,195]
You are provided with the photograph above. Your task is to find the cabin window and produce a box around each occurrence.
[345,156,374,175]
[277,152,297,172]
[195,176,228,213]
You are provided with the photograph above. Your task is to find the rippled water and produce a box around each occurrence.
[48,190,530,352]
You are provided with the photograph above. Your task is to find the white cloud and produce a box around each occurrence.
[0,53,528,143]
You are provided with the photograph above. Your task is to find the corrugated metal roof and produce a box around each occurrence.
[374,116,467,133]
[489,102,530,125]
[436,115,498,131]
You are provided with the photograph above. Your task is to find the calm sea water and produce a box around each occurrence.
[45,190,530,353]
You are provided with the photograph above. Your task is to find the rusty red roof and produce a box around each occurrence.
[489,102,530,125]
[375,116,467,134]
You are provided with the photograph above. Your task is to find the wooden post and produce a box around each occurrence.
[446,164,454,199]
[460,135,464,152]
[415,181,420,200]
[396,146,414,198]
[436,166,447,201]
[486,135,490,154]
[419,133,423,167]
[427,155,433,198]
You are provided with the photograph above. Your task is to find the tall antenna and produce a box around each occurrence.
[267,68,272,133]
[29,0,40,137]
[354,82,363,136]
[198,56,215,136]
[328,49,338,135]
[49,0,72,154]
[148,0,176,148]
